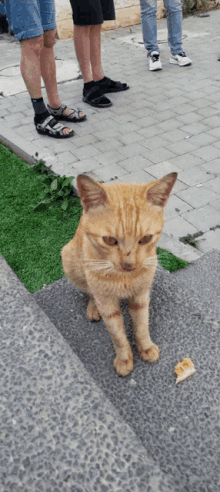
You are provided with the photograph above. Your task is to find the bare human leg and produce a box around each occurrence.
[20,33,73,135]
[41,30,85,121]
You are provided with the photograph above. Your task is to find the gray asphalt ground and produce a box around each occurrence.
[33,250,220,492]
[1,9,220,492]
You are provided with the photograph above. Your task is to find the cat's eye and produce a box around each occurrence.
[138,235,153,245]
[103,236,118,246]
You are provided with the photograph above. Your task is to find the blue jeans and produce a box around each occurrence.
[4,0,56,41]
[140,0,183,56]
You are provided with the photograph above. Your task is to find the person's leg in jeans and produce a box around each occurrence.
[139,0,162,71]
[164,0,182,55]
[139,0,158,54]
[164,0,192,65]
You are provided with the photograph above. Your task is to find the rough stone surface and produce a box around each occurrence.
[33,251,220,492]
[0,255,174,492]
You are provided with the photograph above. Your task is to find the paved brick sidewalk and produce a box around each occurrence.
[1,10,220,256]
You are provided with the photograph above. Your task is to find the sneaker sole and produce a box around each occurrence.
[149,66,162,71]
[170,58,192,66]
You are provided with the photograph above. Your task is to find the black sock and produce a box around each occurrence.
[31,97,50,125]
[96,76,107,84]
[84,80,95,91]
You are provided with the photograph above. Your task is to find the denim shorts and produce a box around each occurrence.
[4,0,56,41]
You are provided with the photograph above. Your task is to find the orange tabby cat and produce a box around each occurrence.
[61,172,177,376]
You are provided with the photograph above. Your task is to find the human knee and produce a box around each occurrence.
[164,0,182,12]
[140,0,157,16]
[43,29,56,48]
[21,35,44,57]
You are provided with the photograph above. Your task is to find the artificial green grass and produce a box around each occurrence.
[157,247,188,272]
[0,142,188,293]
[0,143,82,292]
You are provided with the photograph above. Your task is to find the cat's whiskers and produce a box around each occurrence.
[143,255,157,271]
[84,259,114,273]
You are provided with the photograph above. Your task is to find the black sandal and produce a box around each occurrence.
[36,115,74,138]
[47,103,86,122]
[97,76,129,94]
[83,85,112,108]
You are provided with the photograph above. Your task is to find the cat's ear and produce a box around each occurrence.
[147,172,177,207]
[77,174,107,212]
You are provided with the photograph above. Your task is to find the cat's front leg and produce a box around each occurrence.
[92,294,133,376]
[129,294,160,363]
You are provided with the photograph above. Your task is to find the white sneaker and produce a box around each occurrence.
[149,51,162,71]
[170,52,192,66]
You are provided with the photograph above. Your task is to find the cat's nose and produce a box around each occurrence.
[121,261,135,271]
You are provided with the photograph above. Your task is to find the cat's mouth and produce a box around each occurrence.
[120,263,136,272]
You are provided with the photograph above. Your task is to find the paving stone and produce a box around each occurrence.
[119,170,154,183]
[165,139,198,155]
[182,204,220,231]
[119,155,153,172]
[116,121,141,133]
[144,161,182,178]
[140,135,168,151]
[192,145,220,161]
[176,112,203,124]
[145,147,176,164]
[4,111,25,123]
[73,134,100,147]
[187,132,217,148]
[172,103,198,115]
[212,140,220,151]
[165,195,193,220]
[136,125,165,138]
[189,98,211,109]
[178,168,214,186]
[118,142,149,158]
[204,176,220,194]
[153,110,177,122]
[156,119,183,132]
[111,113,139,124]
[72,158,104,173]
[211,198,220,210]
[176,185,219,208]
[196,228,220,253]
[180,122,210,136]
[163,215,199,239]
[184,90,206,100]
[72,144,101,160]
[94,163,129,181]
[168,153,205,170]
[197,106,219,118]
[202,115,220,128]
[159,128,189,143]
[117,132,145,145]
[94,150,125,165]
[93,138,123,153]
[57,151,79,165]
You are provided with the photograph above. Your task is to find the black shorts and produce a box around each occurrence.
[69,0,115,26]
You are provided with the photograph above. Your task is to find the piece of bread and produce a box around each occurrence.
[175,357,196,384]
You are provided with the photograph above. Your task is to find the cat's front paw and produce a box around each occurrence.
[86,298,101,321]
[138,343,160,363]
[114,355,134,376]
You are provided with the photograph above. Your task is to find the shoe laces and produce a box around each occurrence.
[151,53,160,62]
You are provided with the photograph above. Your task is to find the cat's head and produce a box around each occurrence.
[77,173,177,273]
